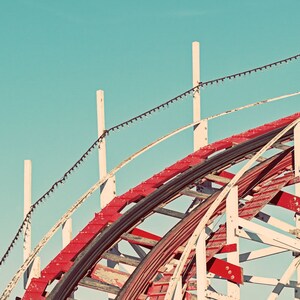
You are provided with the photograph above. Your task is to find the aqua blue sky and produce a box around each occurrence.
[0,1,300,299]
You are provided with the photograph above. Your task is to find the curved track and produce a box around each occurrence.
[23,113,300,299]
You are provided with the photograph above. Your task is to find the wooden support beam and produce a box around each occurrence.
[273,142,290,151]
[79,276,120,294]
[90,264,129,288]
[121,233,158,248]
[181,188,211,199]
[245,153,267,162]
[205,174,231,184]
[102,252,140,267]
[154,207,185,219]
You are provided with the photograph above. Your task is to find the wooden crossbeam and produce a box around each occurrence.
[79,276,120,294]
[102,252,140,267]
[154,207,185,219]
[181,188,211,199]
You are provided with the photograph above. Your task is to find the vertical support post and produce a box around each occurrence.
[23,160,40,288]
[96,90,117,300]
[174,276,183,300]
[96,90,116,208]
[192,41,207,151]
[97,90,107,180]
[24,160,32,264]
[196,228,208,299]
[62,219,73,298]
[294,123,300,299]
[226,185,240,298]
[62,218,72,248]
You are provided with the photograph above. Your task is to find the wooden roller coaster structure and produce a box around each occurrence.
[19,113,300,299]
[1,42,300,300]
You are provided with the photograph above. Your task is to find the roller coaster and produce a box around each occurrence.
[1,44,300,299]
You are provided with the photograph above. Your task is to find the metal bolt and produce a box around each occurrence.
[231,275,235,280]
[228,270,232,274]
[226,266,229,270]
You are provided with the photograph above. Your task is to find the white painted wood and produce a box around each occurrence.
[226,186,240,298]
[196,228,208,299]
[62,218,72,248]
[255,211,297,234]
[237,228,299,251]
[24,256,41,291]
[244,274,297,287]
[207,273,298,288]
[97,90,107,177]
[96,90,116,208]
[205,290,238,300]
[239,218,300,251]
[238,218,300,252]
[174,277,183,300]
[96,90,117,300]
[23,160,32,289]
[32,256,40,277]
[23,160,40,289]
[100,176,116,208]
[24,160,32,264]
[239,246,287,263]
[192,41,207,151]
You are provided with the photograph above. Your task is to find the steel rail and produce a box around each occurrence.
[118,149,294,299]
[165,118,300,299]
[46,125,296,299]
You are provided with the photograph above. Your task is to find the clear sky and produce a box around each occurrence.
[0,1,300,299]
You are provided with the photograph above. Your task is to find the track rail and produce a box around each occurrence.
[48,131,296,299]
[120,149,294,299]
[18,112,300,300]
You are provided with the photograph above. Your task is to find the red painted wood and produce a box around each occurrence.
[207,257,243,284]
[271,191,300,212]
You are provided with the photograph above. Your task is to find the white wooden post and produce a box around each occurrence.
[96,90,117,300]
[24,160,32,265]
[226,185,240,298]
[23,160,40,288]
[62,218,72,248]
[294,123,300,299]
[196,228,208,299]
[192,41,207,151]
[96,90,116,208]
[62,217,73,300]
